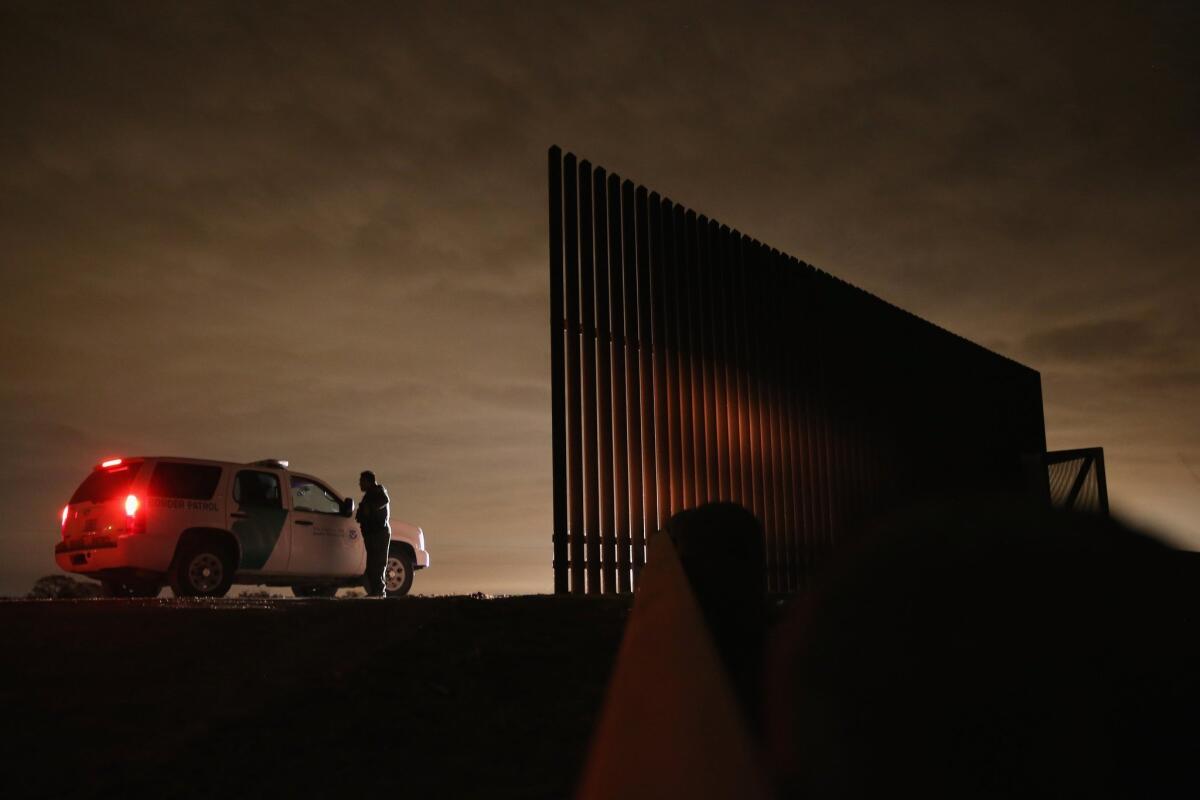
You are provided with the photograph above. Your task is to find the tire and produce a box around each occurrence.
[101,579,161,599]
[170,540,234,598]
[385,548,414,596]
[292,584,338,598]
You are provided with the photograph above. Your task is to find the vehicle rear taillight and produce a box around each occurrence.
[61,505,69,534]
[101,458,123,469]
[125,494,144,534]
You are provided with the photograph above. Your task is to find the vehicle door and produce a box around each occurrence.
[287,475,364,577]
[227,469,290,573]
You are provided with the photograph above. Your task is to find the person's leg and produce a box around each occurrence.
[364,532,388,597]
[362,532,376,595]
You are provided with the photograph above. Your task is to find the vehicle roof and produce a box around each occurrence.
[123,458,348,497]
[119,456,289,469]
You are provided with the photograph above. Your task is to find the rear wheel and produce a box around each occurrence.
[385,548,414,596]
[170,541,234,598]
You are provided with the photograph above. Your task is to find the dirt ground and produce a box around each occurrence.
[0,595,632,799]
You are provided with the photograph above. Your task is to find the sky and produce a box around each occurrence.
[1,0,1197,596]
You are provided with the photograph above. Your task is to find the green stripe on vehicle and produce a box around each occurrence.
[232,507,288,569]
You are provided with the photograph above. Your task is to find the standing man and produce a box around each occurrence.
[356,470,391,597]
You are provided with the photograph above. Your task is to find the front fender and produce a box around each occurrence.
[390,521,430,568]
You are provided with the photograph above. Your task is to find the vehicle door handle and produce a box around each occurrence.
[295,520,313,526]
[230,512,248,518]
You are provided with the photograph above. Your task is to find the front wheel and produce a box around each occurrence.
[170,541,234,598]
[385,549,414,596]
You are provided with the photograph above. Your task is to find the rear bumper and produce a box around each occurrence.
[54,532,174,577]
[415,548,430,569]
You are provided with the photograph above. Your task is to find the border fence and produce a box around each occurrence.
[1044,447,1109,513]
[549,146,1048,595]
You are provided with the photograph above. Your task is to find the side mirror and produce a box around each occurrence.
[340,497,355,518]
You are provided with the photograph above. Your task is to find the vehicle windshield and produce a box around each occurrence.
[69,464,141,504]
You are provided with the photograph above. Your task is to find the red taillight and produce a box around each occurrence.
[124,494,144,534]
[61,505,69,531]
[101,458,123,469]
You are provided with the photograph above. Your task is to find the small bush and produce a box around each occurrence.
[28,575,103,599]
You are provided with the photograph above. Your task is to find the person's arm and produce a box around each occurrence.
[376,486,390,529]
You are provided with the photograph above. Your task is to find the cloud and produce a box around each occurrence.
[1,0,1198,593]
[1022,318,1157,363]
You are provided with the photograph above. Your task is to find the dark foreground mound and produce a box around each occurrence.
[0,595,631,799]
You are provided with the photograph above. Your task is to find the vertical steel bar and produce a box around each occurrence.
[650,194,672,528]
[755,243,774,589]
[657,198,681,519]
[686,212,700,503]
[837,280,855,550]
[712,221,732,503]
[766,249,787,591]
[747,241,773,590]
[608,174,630,594]
[795,260,819,587]
[828,279,846,557]
[663,204,679,515]
[743,240,764,553]
[592,167,616,594]
[666,205,682,514]
[701,218,721,502]
[733,233,754,514]
[679,209,699,510]
[783,261,807,590]
[619,179,639,594]
[717,225,736,504]
[854,287,873,537]
[691,213,708,504]
[548,147,568,595]
[578,162,600,595]
[815,272,838,562]
[769,245,786,591]
[563,153,584,594]
[769,251,794,591]
[634,186,655,583]
[661,204,678,514]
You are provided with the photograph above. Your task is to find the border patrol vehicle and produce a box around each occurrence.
[54,457,430,598]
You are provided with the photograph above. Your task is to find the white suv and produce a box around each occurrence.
[54,457,430,598]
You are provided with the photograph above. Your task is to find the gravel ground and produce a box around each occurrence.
[0,595,633,799]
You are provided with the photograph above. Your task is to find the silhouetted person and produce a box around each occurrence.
[356,469,390,597]
[662,503,767,730]
[765,495,1200,798]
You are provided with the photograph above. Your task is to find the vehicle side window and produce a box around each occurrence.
[69,464,142,504]
[149,463,222,500]
[233,471,282,509]
[290,477,342,515]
